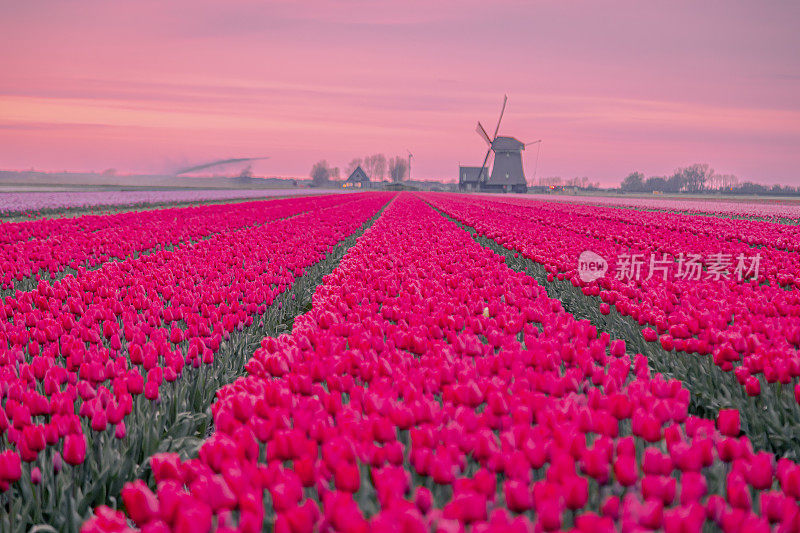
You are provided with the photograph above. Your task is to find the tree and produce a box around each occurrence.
[346,158,362,175]
[373,154,387,181]
[679,163,714,192]
[621,171,645,192]
[310,160,334,187]
[715,173,739,190]
[665,172,687,193]
[539,176,562,187]
[362,154,387,181]
[645,176,667,192]
[362,156,375,179]
[388,156,408,183]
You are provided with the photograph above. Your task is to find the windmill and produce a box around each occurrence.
[474,95,540,193]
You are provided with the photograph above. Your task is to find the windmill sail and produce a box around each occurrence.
[492,95,508,139]
[476,122,492,146]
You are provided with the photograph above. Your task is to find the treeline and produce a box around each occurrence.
[537,176,601,189]
[310,154,409,186]
[620,163,800,196]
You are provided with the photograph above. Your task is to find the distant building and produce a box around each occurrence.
[483,136,528,193]
[344,166,370,188]
[468,96,536,193]
[458,166,489,191]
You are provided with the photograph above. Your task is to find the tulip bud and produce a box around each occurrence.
[609,339,625,357]
[415,487,432,514]
[747,452,774,490]
[717,409,740,437]
[745,376,761,396]
[63,434,87,466]
[334,462,361,493]
[564,476,588,510]
[504,480,533,512]
[642,328,658,342]
[0,451,22,482]
[121,480,160,527]
[601,495,620,520]
[31,467,41,485]
[660,335,674,351]
[91,409,108,432]
[680,472,707,505]
[613,455,638,486]
[638,499,663,529]
[53,452,63,474]
[144,380,160,401]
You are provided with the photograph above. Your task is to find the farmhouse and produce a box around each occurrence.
[344,166,370,188]
[458,166,488,192]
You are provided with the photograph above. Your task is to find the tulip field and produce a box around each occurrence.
[1,192,800,532]
[0,189,343,219]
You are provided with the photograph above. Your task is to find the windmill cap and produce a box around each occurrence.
[492,136,525,151]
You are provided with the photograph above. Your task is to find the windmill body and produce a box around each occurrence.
[484,136,526,192]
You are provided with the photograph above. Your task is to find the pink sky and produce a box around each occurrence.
[1,0,798,186]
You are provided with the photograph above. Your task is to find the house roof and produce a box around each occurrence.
[347,166,370,182]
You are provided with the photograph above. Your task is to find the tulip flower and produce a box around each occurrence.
[717,409,740,437]
[30,467,41,485]
[415,486,433,515]
[63,434,87,466]
[0,451,22,482]
[613,455,638,486]
[745,377,761,396]
[122,480,160,527]
[747,452,775,490]
[53,452,63,474]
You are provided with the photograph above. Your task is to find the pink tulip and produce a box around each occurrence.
[717,409,740,437]
[613,455,638,486]
[63,434,86,466]
[0,451,22,482]
[122,480,160,526]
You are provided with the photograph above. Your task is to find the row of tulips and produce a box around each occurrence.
[0,192,393,529]
[425,194,800,396]
[424,193,800,457]
[87,194,800,532]
[0,194,349,292]
[489,196,800,274]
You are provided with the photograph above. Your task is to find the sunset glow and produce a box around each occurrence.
[1,0,798,184]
